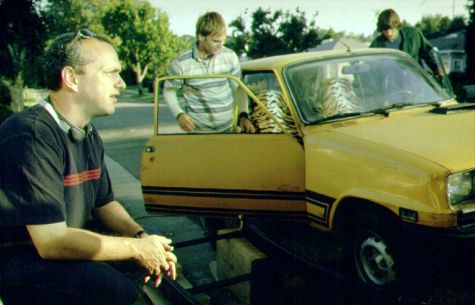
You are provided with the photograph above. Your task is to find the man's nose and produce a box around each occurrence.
[117,76,126,90]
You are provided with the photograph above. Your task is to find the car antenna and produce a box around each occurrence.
[339,39,351,52]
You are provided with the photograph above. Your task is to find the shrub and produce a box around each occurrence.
[0,81,11,106]
[0,104,13,125]
[0,82,13,124]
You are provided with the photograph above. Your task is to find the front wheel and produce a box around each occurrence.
[353,228,397,286]
[339,208,435,300]
[340,211,401,288]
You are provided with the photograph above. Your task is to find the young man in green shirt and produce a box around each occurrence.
[370,9,442,80]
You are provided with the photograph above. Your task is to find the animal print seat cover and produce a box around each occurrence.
[250,90,298,137]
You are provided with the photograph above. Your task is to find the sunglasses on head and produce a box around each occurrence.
[68,28,96,46]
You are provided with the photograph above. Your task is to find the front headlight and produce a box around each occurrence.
[447,171,474,205]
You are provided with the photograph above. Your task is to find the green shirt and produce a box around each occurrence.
[370,27,438,74]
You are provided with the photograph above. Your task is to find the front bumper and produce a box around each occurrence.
[400,213,475,281]
[401,213,475,256]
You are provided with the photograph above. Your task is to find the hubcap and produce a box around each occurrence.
[356,234,396,286]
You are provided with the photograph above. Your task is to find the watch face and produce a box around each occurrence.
[134,230,146,238]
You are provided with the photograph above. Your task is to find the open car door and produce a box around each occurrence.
[141,75,306,219]
[431,47,454,97]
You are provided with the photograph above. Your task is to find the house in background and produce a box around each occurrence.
[308,32,466,75]
[430,30,466,73]
[308,37,369,52]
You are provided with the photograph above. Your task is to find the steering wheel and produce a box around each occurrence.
[385,90,413,103]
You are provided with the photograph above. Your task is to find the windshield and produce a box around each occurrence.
[285,53,450,123]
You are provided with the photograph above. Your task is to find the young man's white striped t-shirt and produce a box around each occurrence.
[164,44,241,132]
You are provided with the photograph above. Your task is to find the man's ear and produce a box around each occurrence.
[61,66,79,92]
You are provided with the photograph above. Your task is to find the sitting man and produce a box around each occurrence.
[0,29,176,305]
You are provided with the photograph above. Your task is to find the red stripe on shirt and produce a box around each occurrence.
[64,168,101,186]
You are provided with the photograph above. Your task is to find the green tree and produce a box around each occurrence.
[415,14,467,38]
[103,0,188,94]
[279,8,324,53]
[41,0,109,37]
[0,0,46,112]
[229,7,333,59]
[248,8,285,58]
[448,16,468,32]
[466,0,475,82]
[228,15,251,58]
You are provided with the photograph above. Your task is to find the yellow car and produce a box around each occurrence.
[141,48,475,288]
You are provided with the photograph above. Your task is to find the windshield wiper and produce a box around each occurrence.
[314,102,442,123]
[372,102,435,116]
[316,112,367,123]
[385,102,419,110]
[431,102,475,114]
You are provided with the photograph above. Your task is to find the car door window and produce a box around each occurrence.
[243,72,298,137]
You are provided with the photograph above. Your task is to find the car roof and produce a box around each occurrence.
[240,48,409,72]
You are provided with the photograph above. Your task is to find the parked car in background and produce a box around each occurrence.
[141,48,475,289]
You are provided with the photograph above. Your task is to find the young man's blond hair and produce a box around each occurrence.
[195,11,226,37]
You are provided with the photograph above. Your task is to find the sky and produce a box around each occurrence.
[150,0,469,37]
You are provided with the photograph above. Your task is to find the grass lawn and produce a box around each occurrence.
[121,85,155,103]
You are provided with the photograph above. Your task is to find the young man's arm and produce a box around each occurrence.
[417,30,442,78]
[234,86,255,133]
[229,51,255,133]
[163,87,195,131]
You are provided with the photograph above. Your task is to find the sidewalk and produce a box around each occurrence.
[104,154,206,242]
[105,155,172,305]
[105,155,149,219]
[105,155,212,305]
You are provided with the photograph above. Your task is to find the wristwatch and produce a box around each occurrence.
[133,230,148,238]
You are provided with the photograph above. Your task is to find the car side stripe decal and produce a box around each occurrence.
[145,204,308,219]
[142,186,336,226]
[305,190,336,227]
[142,186,305,200]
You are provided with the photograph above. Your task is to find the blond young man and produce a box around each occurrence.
[164,12,255,133]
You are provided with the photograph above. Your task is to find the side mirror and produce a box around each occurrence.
[460,85,475,103]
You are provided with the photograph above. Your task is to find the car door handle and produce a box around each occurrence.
[144,146,155,153]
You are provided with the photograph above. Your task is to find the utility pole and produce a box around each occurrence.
[452,0,455,18]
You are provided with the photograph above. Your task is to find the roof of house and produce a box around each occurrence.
[308,37,369,52]
[430,30,465,51]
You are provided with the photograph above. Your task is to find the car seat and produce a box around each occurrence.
[313,78,364,119]
[249,89,298,137]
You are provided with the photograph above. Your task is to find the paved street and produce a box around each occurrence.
[93,88,220,304]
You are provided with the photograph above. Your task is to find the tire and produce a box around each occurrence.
[342,211,400,288]
[353,224,398,286]
[338,208,436,302]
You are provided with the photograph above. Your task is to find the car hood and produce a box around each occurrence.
[329,108,475,172]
